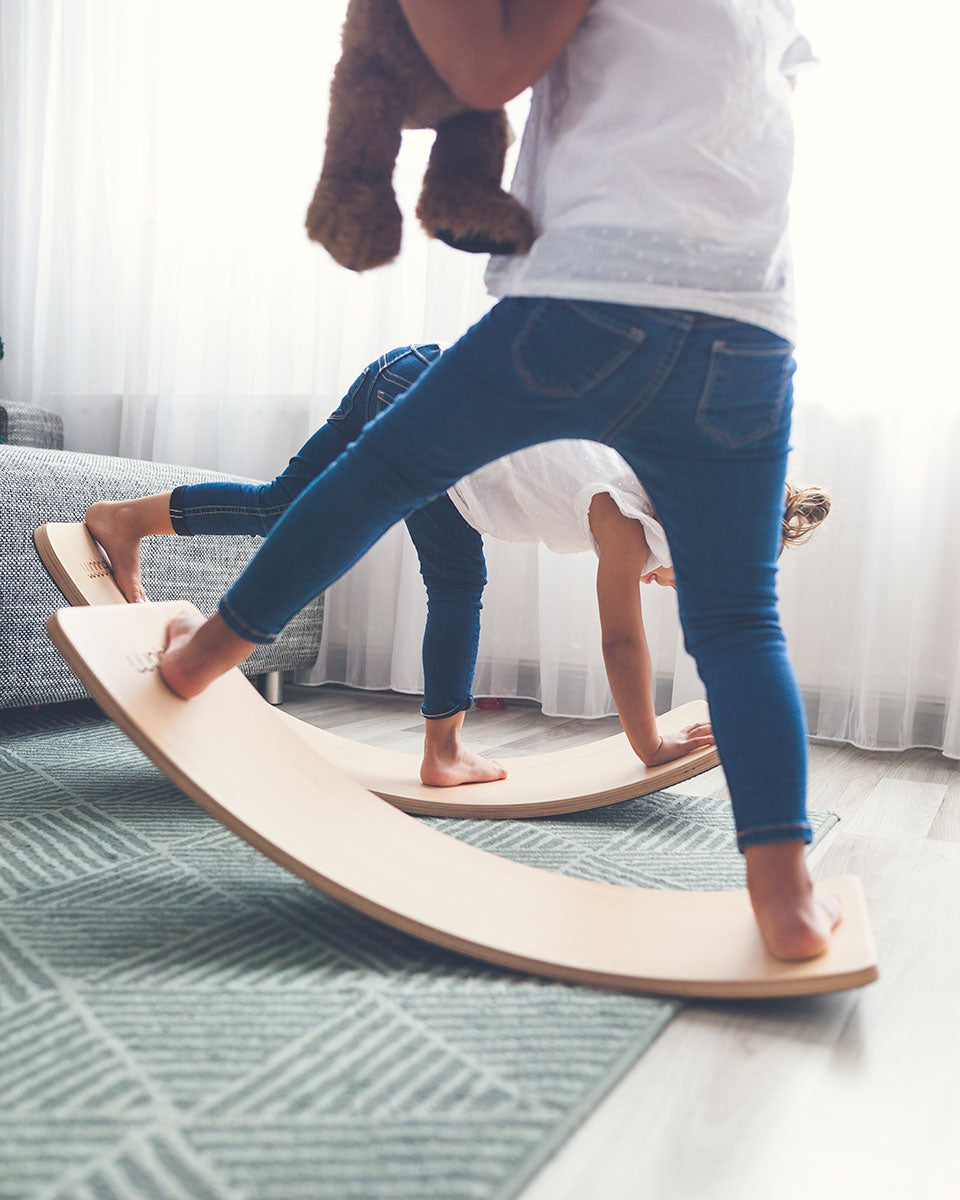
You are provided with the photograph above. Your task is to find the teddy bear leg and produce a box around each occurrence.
[416,110,535,257]
[306,51,406,271]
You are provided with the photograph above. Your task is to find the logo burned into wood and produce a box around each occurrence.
[126,648,164,674]
[84,557,112,581]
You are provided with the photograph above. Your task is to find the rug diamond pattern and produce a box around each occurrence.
[0,701,837,1200]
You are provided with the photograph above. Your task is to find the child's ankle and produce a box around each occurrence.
[742,840,841,961]
[743,839,812,897]
[423,713,465,758]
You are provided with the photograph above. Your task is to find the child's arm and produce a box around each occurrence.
[397,0,594,108]
[589,494,713,766]
[591,495,661,762]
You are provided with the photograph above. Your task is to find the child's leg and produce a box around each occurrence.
[86,346,441,601]
[404,496,505,786]
[636,453,841,960]
[169,348,443,539]
[83,422,354,603]
[609,317,841,960]
[167,423,353,538]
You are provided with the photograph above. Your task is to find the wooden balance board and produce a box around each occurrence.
[34,522,719,817]
[45,601,878,998]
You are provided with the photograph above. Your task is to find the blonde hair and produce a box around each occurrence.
[781,483,831,550]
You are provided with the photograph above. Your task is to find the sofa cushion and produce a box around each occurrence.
[0,400,65,450]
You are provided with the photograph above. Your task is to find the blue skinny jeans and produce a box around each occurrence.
[210,298,811,851]
[169,344,486,719]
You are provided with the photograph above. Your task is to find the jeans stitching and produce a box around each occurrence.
[695,342,791,449]
[329,367,372,423]
[565,300,651,341]
[736,821,812,849]
[421,700,472,719]
[380,346,412,369]
[380,368,411,388]
[169,488,189,535]
[738,821,812,834]
[599,320,692,443]
[219,595,276,644]
[178,505,285,519]
[378,346,423,388]
[411,344,441,365]
[512,300,648,399]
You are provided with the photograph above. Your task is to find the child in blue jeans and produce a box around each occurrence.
[120,0,838,961]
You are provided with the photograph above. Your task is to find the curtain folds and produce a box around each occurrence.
[2,0,958,755]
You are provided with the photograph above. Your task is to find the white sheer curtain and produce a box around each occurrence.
[2,0,958,755]
[0,0,488,469]
[784,0,960,756]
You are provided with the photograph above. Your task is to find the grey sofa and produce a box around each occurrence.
[0,398,64,450]
[1,427,324,709]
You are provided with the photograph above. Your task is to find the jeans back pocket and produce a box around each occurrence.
[512,299,647,399]
[695,341,795,448]
[329,365,371,423]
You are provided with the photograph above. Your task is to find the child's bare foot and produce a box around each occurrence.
[744,840,843,961]
[84,501,149,603]
[159,611,257,699]
[421,744,508,787]
[85,494,174,604]
[420,711,508,787]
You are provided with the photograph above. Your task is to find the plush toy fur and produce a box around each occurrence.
[306,0,535,272]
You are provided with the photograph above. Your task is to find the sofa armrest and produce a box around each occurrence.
[0,400,65,450]
[1,445,323,709]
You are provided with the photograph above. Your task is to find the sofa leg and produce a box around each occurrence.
[261,671,284,705]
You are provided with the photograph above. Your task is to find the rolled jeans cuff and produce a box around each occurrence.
[737,822,813,852]
[169,486,192,536]
[421,698,473,720]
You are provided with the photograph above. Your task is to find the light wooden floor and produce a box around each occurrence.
[283,683,960,1200]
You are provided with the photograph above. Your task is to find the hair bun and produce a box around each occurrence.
[782,484,830,547]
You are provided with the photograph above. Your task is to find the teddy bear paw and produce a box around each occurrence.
[306,177,403,272]
[417,186,536,257]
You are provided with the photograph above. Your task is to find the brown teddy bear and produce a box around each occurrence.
[305,0,535,272]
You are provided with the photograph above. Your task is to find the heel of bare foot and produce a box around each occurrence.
[159,611,257,699]
[420,746,508,788]
[84,500,151,604]
[744,841,843,961]
[420,710,508,787]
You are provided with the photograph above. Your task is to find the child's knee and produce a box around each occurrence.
[422,573,487,606]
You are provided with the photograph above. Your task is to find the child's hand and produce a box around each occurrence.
[643,722,715,766]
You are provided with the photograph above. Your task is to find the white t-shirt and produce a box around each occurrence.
[485,0,817,343]
[448,439,672,573]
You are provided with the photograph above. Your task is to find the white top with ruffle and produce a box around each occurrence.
[448,439,671,573]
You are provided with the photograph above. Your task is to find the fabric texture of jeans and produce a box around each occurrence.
[171,344,486,719]
[216,298,809,851]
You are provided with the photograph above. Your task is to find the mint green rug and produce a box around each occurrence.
[0,702,836,1200]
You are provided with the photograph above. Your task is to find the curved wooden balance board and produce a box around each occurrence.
[35,521,134,608]
[45,601,878,998]
[34,522,719,817]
